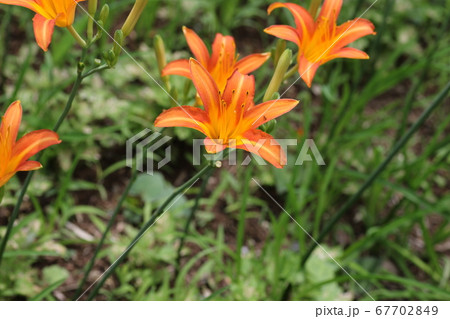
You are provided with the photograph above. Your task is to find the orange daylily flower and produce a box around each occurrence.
[155,59,299,168]
[265,0,375,87]
[0,101,61,188]
[0,0,85,51]
[162,26,271,92]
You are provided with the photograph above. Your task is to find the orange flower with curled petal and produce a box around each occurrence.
[155,59,299,168]
[162,26,271,92]
[0,0,85,51]
[265,0,375,87]
[0,101,61,188]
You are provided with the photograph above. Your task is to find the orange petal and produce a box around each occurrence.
[0,100,22,148]
[12,129,61,167]
[245,99,299,129]
[318,0,343,23]
[189,59,220,115]
[209,33,236,71]
[0,0,36,11]
[222,70,255,111]
[237,129,286,168]
[268,2,314,40]
[16,160,42,172]
[204,137,227,154]
[154,105,210,136]
[32,14,55,51]
[0,172,15,188]
[264,25,300,45]
[335,18,376,49]
[235,52,271,74]
[182,26,210,66]
[298,55,320,88]
[161,59,191,78]
[324,47,369,63]
[58,0,84,27]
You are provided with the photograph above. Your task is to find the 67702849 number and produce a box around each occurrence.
[375,306,438,316]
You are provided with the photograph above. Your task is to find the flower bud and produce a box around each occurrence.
[103,49,116,67]
[88,0,98,15]
[99,4,110,24]
[113,29,124,57]
[154,34,171,90]
[87,0,99,40]
[263,49,292,102]
[154,35,167,73]
[121,0,148,38]
[78,62,85,73]
[273,39,286,67]
[260,119,277,134]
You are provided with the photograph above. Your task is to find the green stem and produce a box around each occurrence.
[283,63,299,81]
[0,51,91,267]
[54,67,84,131]
[300,82,450,267]
[308,0,321,18]
[82,64,110,79]
[73,169,139,299]
[83,164,216,300]
[67,25,87,49]
[174,169,213,277]
[235,165,252,278]
[0,187,4,205]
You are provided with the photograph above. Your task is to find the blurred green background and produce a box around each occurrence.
[0,0,449,300]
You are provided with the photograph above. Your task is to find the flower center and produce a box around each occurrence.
[210,90,249,145]
[38,0,73,27]
[302,17,337,63]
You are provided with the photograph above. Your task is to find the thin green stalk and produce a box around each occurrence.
[308,0,321,18]
[0,49,95,267]
[53,67,84,131]
[174,169,213,277]
[235,165,252,278]
[73,169,139,299]
[419,218,441,275]
[283,63,298,81]
[67,25,87,48]
[300,82,450,267]
[82,64,110,79]
[83,164,216,300]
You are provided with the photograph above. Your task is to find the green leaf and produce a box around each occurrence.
[31,278,66,301]
[43,265,69,286]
